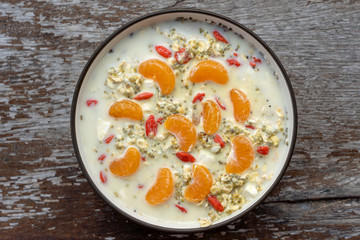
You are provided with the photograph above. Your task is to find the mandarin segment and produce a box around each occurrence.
[184,164,213,202]
[145,168,174,205]
[164,114,197,152]
[202,100,221,135]
[109,100,143,120]
[230,88,251,123]
[189,60,229,85]
[225,136,254,174]
[109,147,141,177]
[138,59,175,95]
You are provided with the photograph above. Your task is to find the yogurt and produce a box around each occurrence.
[75,19,291,228]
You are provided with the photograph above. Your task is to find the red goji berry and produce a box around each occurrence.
[100,171,107,183]
[156,117,164,124]
[215,97,226,110]
[214,134,225,148]
[86,99,98,106]
[250,61,256,68]
[213,30,228,43]
[141,156,146,162]
[207,195,224,212]
[134,92,153,100]
[145,115,157,137]
[174,48,191,64]
[175,152,196,163]
[155,45,172,58]
[192,93,205,103]
[226,58,241,67]
[138,184,144,189]
[257,146,269,155]
[104,134,114,144]
[246,125,255,130]
[233,52,238,56]
[253,57,262,63]
[175,204,188,213]
[98,154,106,161]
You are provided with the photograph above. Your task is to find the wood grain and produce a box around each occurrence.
[1,0,359,239]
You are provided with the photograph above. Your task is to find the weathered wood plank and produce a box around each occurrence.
[2,197,360,239]
[1,0,359,239]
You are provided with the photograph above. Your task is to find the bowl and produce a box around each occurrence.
[71,9,297,232]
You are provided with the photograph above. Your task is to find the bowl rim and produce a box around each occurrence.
[70,8,298,233]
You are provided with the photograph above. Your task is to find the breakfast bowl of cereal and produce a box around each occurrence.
[71,9,297,232]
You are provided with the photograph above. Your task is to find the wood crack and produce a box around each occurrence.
[265,195,360,204]
[167,0,185,8]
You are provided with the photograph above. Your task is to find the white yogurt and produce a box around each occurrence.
[75,19,292,228]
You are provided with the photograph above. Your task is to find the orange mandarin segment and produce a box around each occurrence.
[202,100,221,135]
[109,147,141,177]
[189,60,229,85]
[164,114,197,152]
[109,100,143,120]
[138,59,175,95]
[230,88,251,123]
[145,168,174,205]
[225,136,254,174]
[184,164,213,202]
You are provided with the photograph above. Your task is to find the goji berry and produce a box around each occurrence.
[175,152,196,163]
[192,93,205,103]
[104,134,114,144]
[233,52,238,56]
[246,125,255,130]
[155,45,172,58]
[174,48,191,64]
[100,171,107,183]
[253,57,262,63]
[250,61,256,68]
[141,156,146,162]
[98,154,106,161]
[86,99,98,106]
[156,117,164,124]
[134,92,153,100]
[257,146,269,155]
[213,30,228,43]
[145,115,157,137]
[214,134,225,148]
[226,58,241,67]
[175,204,188,213]
[215,97,226,110]
[138,184,144,189]
[207,195,224,212]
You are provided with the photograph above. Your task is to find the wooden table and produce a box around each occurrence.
[1,0,359,239]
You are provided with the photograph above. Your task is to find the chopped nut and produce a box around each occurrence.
[192,113,201,126]
[270,135,279,147]
[199,218,212,227]
[211,145,221,153]
[183,165,192,183]
[136,138,148,149]
[247,172,259,183]
[276,108,284,118]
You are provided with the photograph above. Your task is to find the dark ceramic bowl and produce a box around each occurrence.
[71,9,297,232]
